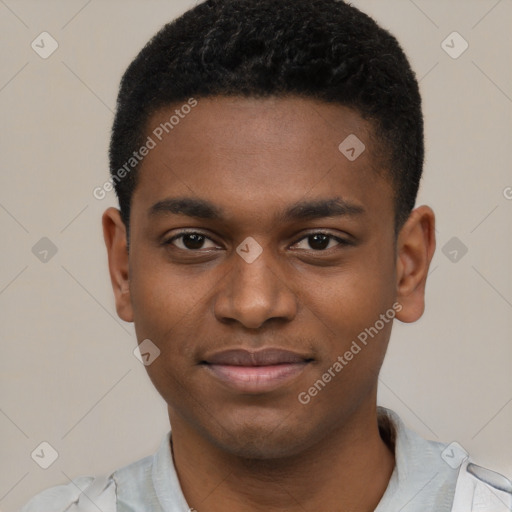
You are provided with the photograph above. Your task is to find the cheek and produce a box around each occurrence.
[129,268,202,398]
[129,251,204,331]
[298,252,396,380]
[128,252,221,373]
[306,258,395,334]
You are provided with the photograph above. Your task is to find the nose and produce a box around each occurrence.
[213,247,298,330]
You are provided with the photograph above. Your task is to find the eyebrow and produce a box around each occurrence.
[148,196,365,222]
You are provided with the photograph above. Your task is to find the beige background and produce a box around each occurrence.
[1,0,511,510]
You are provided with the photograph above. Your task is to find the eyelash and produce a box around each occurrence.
[163,230,352,252]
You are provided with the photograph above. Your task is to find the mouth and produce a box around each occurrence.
[200,348,314,393]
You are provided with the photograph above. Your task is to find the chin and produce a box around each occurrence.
[206,415,316,460]
[217,433,304,460]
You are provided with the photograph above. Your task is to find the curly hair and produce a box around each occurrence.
[109,0,423,234]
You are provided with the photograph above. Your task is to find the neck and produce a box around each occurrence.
[169,402,395,512]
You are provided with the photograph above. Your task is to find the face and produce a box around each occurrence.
[104,96,434,459]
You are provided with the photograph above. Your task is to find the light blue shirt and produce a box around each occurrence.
[21,407,512,511]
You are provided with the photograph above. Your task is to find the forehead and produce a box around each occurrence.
[132,96,393,228]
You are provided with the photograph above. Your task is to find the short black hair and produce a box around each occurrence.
[109,0,423,236]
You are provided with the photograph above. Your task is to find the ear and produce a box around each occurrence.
[395,205,436,323]
[102,207,134,323]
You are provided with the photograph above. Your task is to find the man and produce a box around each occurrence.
[22,0,512,510]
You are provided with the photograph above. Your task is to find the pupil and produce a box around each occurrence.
[184,234,204,249]
[310,234,329,250]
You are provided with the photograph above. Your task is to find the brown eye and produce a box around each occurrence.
[293,232,350,251]
[165,232,219,251]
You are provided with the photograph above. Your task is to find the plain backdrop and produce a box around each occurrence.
[1,0,511,510]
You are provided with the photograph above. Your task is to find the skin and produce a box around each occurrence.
[103,96,436,511]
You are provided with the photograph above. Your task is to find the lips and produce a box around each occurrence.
[204,348,310,366]
[201,348,313,393]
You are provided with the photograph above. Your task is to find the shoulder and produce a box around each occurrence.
[20,435,172,512]
[20,474,116,512]
[452,460,512,512]
[377,407,512,511]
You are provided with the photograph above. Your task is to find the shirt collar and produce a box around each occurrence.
[145,407,455,511]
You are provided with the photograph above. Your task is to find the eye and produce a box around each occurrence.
[164,230,351,253]
[292,232,350,251]
[164,231,220,251]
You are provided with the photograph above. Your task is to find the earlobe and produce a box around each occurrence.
[395,205,436,323]
[102,207,134,323]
